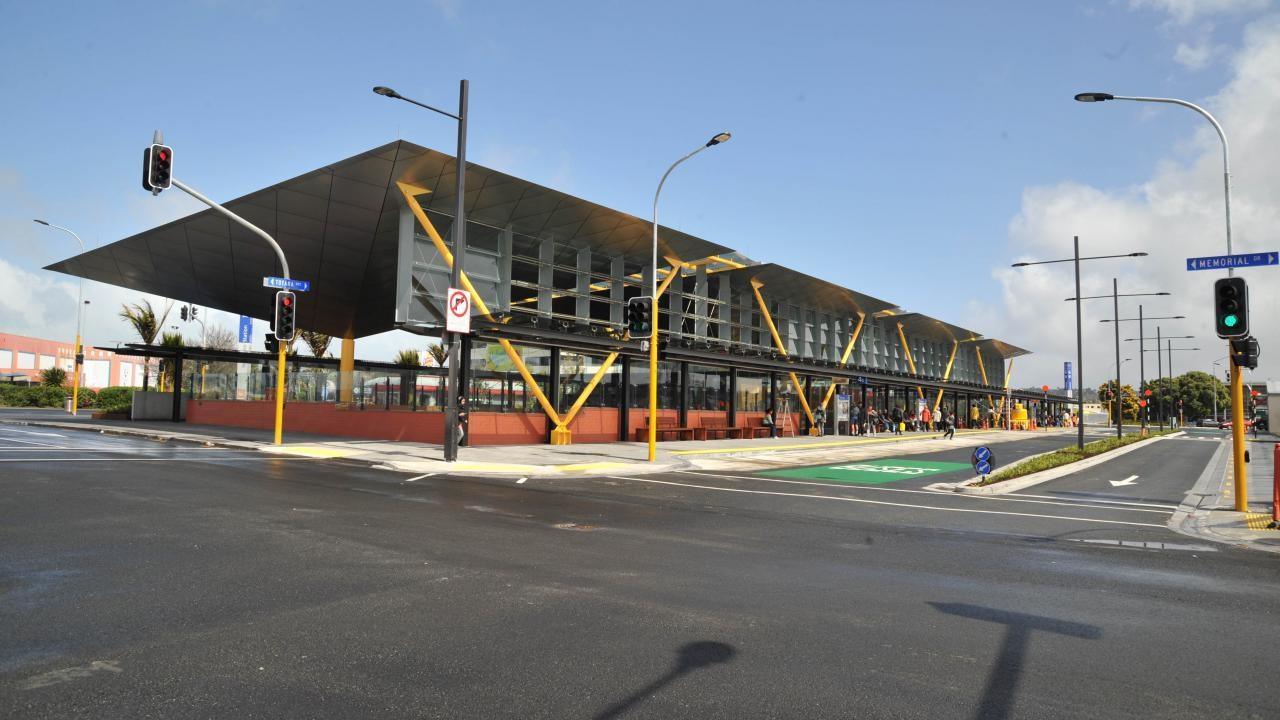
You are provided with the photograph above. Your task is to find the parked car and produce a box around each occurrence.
[1218,418,1255,430]
[1196,418,1217,427]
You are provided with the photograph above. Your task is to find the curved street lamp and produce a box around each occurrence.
[648,132,731,462]
[33,219,87,415]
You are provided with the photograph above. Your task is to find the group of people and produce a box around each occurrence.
[848,404,957,439]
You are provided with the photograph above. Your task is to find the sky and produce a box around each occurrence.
[1,0,1277,390]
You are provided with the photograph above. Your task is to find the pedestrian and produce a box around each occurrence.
[944,412,956,439]
[921,405,932,432]
[851,404,862,436]
[813,406,826,437]
[891,405,903,435]
[763,404,777,438]
[868,408,879,436]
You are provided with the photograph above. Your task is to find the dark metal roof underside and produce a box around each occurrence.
[46,140,732,339]
[721,263,898,317]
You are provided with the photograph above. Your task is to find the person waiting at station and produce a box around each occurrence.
[763,404,777,438]
[891,405,904,435]
[813,406,826,437]
[851,404,862,436]
[921,405,932,432]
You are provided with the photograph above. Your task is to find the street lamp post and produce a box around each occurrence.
[1066,284,1168,437]
[374,82,469,462]
[33,219,86,416]
[648,132,731,463]
[1012,240,1146,450]
[1124,332,1192,430]
[1211,356,1228,423]
[1103,310,1184,432]
[1075,91,1247,509]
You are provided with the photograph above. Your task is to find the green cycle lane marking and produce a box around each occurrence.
[761,458,971,485]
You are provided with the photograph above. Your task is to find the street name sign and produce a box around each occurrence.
[446,287,472,334]
[263,276,311,292]
[1185,252,1278,271]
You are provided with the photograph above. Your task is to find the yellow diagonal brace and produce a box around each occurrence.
[820,312,866,410]
[975,344,994,409]
[995,358,1015,421]
[559,352,619,427]
[748,279,816,428]
[895,322,925,399]
[933,339,959,412]
[398,181,561,425]
[655,256,683,300]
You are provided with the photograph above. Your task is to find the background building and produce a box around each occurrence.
[0,332,149,388]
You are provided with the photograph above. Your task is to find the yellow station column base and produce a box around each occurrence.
[550,426,572,445]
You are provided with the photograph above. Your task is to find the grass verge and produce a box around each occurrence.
[976,430,1177,486]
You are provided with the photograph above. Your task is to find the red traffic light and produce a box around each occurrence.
[1041,385,1049,392]
[1144,389,1152,396]
[282,295,293,307]
[1138,400,1147,407]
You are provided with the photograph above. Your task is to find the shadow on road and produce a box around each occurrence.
[929,602,1102,720]
[592,641,736,720]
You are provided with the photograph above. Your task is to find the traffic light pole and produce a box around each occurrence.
[170,177,292,445]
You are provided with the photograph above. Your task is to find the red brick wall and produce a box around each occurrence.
[566,407,619,443]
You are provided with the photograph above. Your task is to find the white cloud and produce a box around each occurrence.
[1175,40,1216,67]
[1131,0,1271,25]
[978,15,1280,389]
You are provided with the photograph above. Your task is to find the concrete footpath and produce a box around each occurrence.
[1171,431,1280,553]
[0,407,1048,477]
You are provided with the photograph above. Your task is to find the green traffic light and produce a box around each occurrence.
[1223,314,1239,328]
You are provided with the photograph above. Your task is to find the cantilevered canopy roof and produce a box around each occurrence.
[724,263,898,317]
[890,313,984,343]
[46,140,732,339]
[977,338,1031,359]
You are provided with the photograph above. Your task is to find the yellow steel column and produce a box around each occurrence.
[1230,362,1248,511]
[821,312,866,410]
[274,344,286,445]
[552,352,619,445]
[70,335,81,415]
[933,339,959,411]
[749,280,817,432]
[339,334,355,404]
[974,345,995,410]
[895,323,924,399]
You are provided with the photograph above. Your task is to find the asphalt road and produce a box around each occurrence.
[3,424,1278,719]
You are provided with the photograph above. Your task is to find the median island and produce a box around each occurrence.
[976,430,1177,486]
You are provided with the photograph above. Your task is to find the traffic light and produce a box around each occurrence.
[1213,277,1249,338]
[142,144,173,192]
[180,306,189,321]
[273,291,296,341]
[1230,336,1259,369]
[627,296,653,335]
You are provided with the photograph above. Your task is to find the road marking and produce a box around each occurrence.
[404,473,435,482]
[676,470,1173,514]
[516,477,528,484]
[1001,491,1177,510]
[3,429,66,437]
[605,475,1166,528]
[1109,475,1139,487]
[0,436,66,447]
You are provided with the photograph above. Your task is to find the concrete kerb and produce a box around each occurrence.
[0,418,254,450]
[930,431,1186,496]
[1169,438,1280,554]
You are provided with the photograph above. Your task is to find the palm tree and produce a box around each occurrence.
[425,342,448,367]
[298,330,332,358]
[394,348,421,407]
[118,299,172,391]
[40,367,67,387]
[157,331,183,392]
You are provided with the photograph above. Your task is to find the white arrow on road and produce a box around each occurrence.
[1109,475,1139,487]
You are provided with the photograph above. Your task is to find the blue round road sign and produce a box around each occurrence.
[971,446,996,476]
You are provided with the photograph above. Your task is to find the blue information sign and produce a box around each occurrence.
[262,276,311,292]
[971,446,995,476]
[237,315,253,344]
[1064,361,1073,393]
[1185,252,1277,271]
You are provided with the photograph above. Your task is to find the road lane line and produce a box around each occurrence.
[675,470,1174,515]
[604,476,1166,528]
[0,455,307,462]
[0,436,66,447]
[1001,491,1177,510]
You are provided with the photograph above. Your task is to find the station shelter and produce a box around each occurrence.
[49,141,1072,445]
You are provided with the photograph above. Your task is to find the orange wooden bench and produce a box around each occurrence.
[634,417,699,441]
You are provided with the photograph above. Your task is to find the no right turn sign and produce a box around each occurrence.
[446,287,471,334]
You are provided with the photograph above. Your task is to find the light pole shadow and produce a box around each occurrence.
[592,640,736,720]
[929,602,1102,720]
